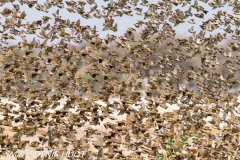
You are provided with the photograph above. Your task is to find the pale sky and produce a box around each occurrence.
[0,0,236,45]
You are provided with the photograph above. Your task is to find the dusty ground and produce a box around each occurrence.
[0,97,228,160]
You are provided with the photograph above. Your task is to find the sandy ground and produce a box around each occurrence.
[0,97,228,160]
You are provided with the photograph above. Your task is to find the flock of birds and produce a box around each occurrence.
[0,0,239,159]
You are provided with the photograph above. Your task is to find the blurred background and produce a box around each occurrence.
[0,0,238,94]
